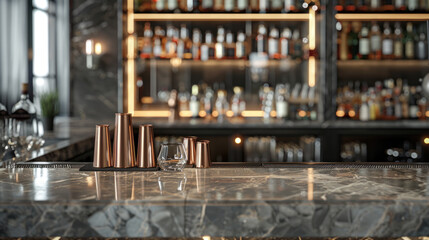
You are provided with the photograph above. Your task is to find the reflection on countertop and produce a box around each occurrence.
[1,167,429,237]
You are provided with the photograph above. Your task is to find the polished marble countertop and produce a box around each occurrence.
[1,167,429,238]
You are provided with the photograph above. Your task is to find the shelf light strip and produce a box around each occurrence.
[133,13,310,21]
[308,8,316,87]
[127,0,135,115]
[335,13,429,21]
[132,110,275,118]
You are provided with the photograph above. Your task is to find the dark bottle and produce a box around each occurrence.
[192,28,202,60]
[409,86,419,119]
[347,22,359,59]
[225,31,236,59]
[382,0,395,11]
[357,0,370,11]
[141,22,153,59]
[345,0,357,11]
[292,29,302,59]
[177,25,192,59]
[404,22,415,59]
[283,0,297,12]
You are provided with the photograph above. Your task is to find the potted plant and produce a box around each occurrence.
[40,92,59,131]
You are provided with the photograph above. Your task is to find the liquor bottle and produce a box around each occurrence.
[200,0,214,11]
[382,22,394,59]
[359,25,370,59]
[393,22,404,59]
[359,95,370,121]
[259,0,269,12]
[370,0,381,10]
[283,0,296,12]
[177,25,192,59]
[225,31,235,59]
[224,0,235,12]
[12,83,36,120]
[417,32,427,60]
[357,0,370,11]
[292,29,302,59]
[215,90,229,121]
[256,24,268,53]
[401,80,410,118]
[271,0,283,12]
[153,26,164,59]
[268,27,280,59]
[250,0,259,12]
[418,86,427,119]
[167,0,179,11]
[370,22,382,60]
[382,0,395,10]
[409,86,419,119]
[404,22,415,59]
[215,27,225,59]
[180,0,199,12]
[203,87,214,116]
[348,22,359,59]
[394,85,402,119]
[345,0,357,11]
[407,0,419,11]
[279,28,292,59]
[136,0,153,12]
[165,25,177,58]
[231,87,246,117]
[192,29,201,60]
[236,31,247,59]
[156,0,166,12]
[237,0,248,11]
[339,22,349,60]
[308,86,317,121]
[296,84,309,120]
[336,0,345,11]
[141,23,153,59]
[214,0,224,11]
[275,84,289,119]
[189,85,200,118]
[201,31,215,61]
[394,0,406,10]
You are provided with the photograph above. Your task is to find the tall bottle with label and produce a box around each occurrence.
[256,24,268,53]
[225,31,236,59]
[404,22,415,59]
[370,22,382,60]
[417,32,428,60]
[283,0,296,12]
[141,23,153,59]
[190,85,201,118]
[201,31,215,61]
[348,22,359,60]
[407,0,419,11]
[271,0,283,12]
[370,0,381,10]
[167,0,179,12]
[192,29,201,60]
[268,27,280,59]
[236,31,247,59]
[153,26,164,59]
[224,0,235,11]
[359,25,370,59]
[215,27,226,59]
[231,87,246,117]
[237,0,248,12]
[213,0,224,11]
[382,22,394,59]
[275,84,289,119]
[394,0,406,10]
[292,29,302,59]
[177,25,192,59]
[200,0,213,11]
[280,28,292,59]
[393,22,404,59]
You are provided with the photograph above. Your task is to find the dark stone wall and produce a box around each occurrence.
[70,0,119,120]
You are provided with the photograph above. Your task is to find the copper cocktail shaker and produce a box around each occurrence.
[137,124,156,168]
[196,140,211,168]
[183,136,197,165]
[113,113,136,168]
[93,124,112,168]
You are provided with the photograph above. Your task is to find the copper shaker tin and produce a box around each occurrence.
[183,136,197,165]
[93,124,112,168]
[196,140,211,168]
[113,113,136,168]
[137,124,156,168]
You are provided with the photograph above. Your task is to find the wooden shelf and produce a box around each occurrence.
[337,60,429,68]
[335,13,429,21]
[133,13,309,21]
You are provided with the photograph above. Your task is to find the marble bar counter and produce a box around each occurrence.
[1,167,429,238]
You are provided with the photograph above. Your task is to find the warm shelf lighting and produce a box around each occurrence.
[424,138,429,145]
[134,110,170,117]
[241,110,264,117]
[234,137,242,144]
[335,13,429,21]
[94,43,102,55]
[133,13,310,21]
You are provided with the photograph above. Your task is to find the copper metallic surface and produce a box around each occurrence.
[183,136,197,165]
[93,124,112,168]
[137,124,156,168]
[113,113,136,168]
[196,140,211,168]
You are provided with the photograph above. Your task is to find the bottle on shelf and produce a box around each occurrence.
[200,0,214,11]
[393,22,404,59]
[271,0,283,12]
[224,0,235,12]
[370,22,382,60]
[358,24,370,59]
[404,22,415,59]
[382,0,395,11]
[370,0,381,10]
[280,27,292,59]
[345,0,357,11]
[292,29,302,59]
[275,84,289,119]
[164,25,178,58]
[225,31,236,59]
[156,0,165,12]
[357,0,370,11]
[235,31,247,59]
[179,0,199,12]
[237,0,248,12]
[382,22,394,59]
[394,0,406,10]
[141,22,153,59]
[417,32,427,60]
[177,25,193,59]
[339,22,349,61]
[268,27,280,59]
[203,86,214,116]
[189,85,201,118]
[283,0,297,12]
[201,31,215,61]
[348,22,360,60]
[256,24,268,54]
[259,0,269,13]
[407,0,419,11]
[215,90,229,121]
[231,87,246,117]
[153,26,164,59]
[215,27,226,59]
[192,28,202,60]
[167,0,179,12]
[213,0,224,11]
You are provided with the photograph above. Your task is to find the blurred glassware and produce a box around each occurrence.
[157,143,187,171]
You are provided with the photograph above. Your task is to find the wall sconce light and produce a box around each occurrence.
[85,39,103,69]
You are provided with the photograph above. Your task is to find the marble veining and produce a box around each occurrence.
[0,167,429,237]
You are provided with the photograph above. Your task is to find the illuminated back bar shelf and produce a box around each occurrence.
[335,13,429,21]
[133,13,310,21]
